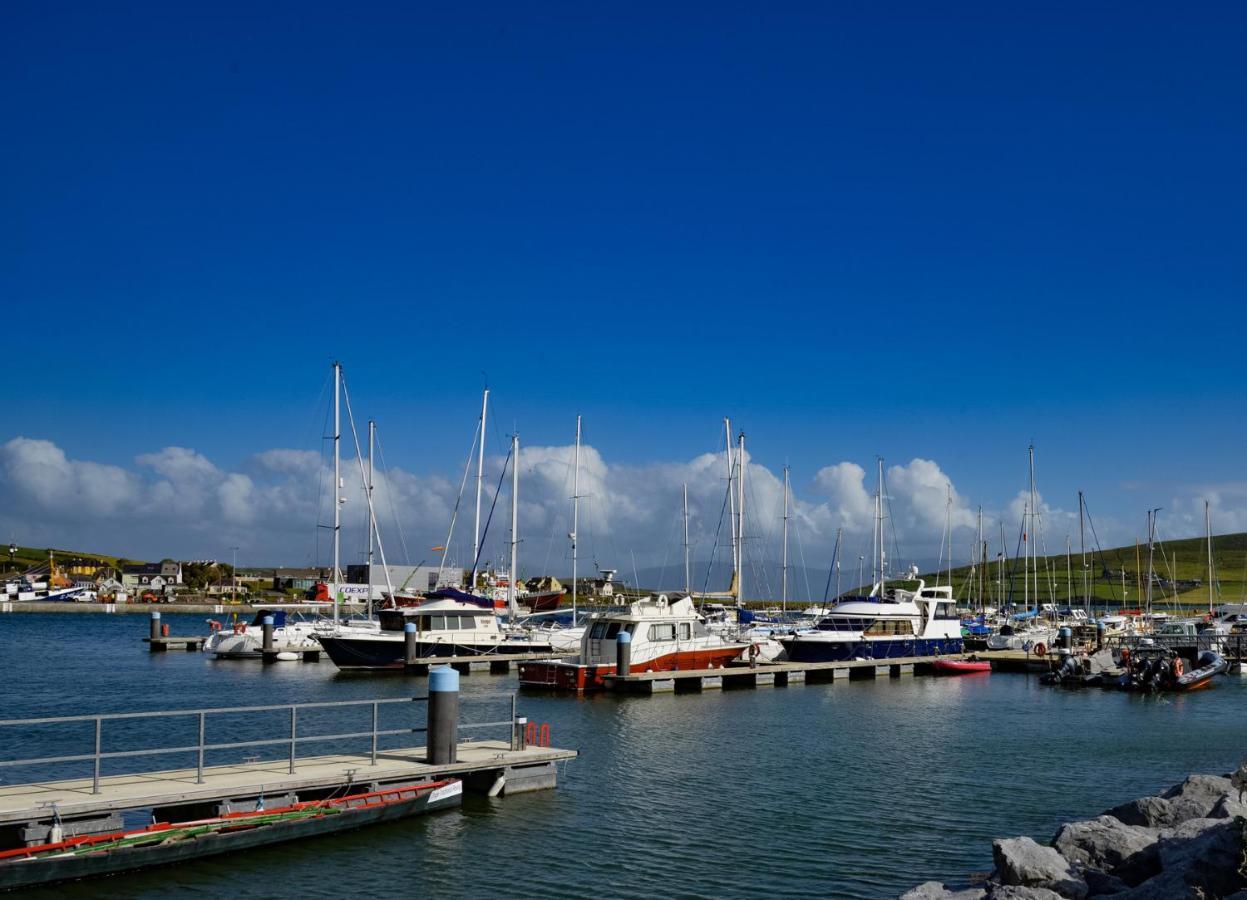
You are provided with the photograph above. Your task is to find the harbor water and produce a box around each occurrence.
[4,612,1246,899]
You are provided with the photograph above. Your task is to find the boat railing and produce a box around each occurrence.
[1109,632,1243,660]
[0,691,521,795]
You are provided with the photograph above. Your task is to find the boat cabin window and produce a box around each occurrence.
[864,619,914,636]
[649,623,677,642]
[935,603,957,620]
[680,622,691,640]
[817,617,872,632]
[589,621,636,640]
[420,614,481,631]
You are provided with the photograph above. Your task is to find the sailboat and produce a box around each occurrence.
[318,432,554,670]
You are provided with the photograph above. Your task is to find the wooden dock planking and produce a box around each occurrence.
[142,637,205,652]
[0,740,577,827]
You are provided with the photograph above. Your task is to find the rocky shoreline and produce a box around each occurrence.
[903,764,1247,899]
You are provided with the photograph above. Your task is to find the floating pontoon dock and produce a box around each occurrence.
[0,682,575,853]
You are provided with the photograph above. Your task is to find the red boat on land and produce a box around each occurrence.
[932,658,992,675]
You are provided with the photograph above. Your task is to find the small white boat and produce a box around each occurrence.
[203,609,322,659]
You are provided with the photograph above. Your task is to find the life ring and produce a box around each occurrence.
[1033,642,1047,657]
[1173,657,1184,677]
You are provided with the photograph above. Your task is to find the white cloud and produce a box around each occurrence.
[1,435,1225,586]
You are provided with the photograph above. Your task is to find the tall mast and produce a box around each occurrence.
[1145,510,1158,616]
[366,419,375,619]
[998,520,1006,605]
[943,483,953,588]
[834,526,843,600]
[724,418,737,595]
[1207,499,1214,615]
[332,361,341,625]
[471,389,489,593]
[1078,491,1087,609]
[1028,444,1037,616]
[737,430,746,605]
[976,506,984,609]
[571,415,581,621]
[781,466,790,612]
[682,482,690,595]
[874,457,885,593]
[509,432,519,618]
[1023,502,1030,613]
[1065,535,1072,606]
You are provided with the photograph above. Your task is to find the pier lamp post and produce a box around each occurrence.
[7,541,15,574]
[857,556,864,591]
[230,547,239,602]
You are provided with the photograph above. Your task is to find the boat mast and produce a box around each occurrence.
[874,457,885,594]
[1065,535,1072,607]
[471,389,489,594]
[737,430,746,606]
[1206,499,1214,615]
[1028,444,1037,617]
[724,418,737,597]
[976,506,984,610]
[998,520,1006,606]
[1145,509,1158,617]
[943,483,953,589]
[1023,501,1030,614]
[682,482,690,596]
[781,466,790,612]
[571,415,581,622]
[332,361,341,625]
[1078,491,1087,609]
[366,419,375,619]
[509,432,519,619]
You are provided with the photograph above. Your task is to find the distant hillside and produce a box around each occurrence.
[2,544,136,576]
[920,531,1247,609]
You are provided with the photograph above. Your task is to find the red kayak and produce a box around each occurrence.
[932,658,992,675]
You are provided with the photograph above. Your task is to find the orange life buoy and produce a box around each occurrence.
[1033,642,1047,657]
[525,721,538,745]
[1173,657,1185,677]
[539,723,551,747]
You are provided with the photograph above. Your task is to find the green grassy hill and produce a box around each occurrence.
[1,544,136,577]
[919,531,1247,610]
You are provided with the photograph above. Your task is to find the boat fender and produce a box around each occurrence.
[1034,642,1047,657]
[1173,657,1184,677]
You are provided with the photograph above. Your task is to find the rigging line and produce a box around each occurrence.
[439,419,479,572]
[1082,497,1119,605]
[373,428,412,567]
[791,508,814,604]
[472,444,513,579]
[341,377,395,601]
[699,469,734,603]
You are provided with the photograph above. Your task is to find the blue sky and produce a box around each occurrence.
[4,1,1246,573]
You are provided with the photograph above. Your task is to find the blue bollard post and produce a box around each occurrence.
[262,615,275,651]
[404,621,417,666]
[428,666,459,764]
[616,630,632,677]
[149,610,161,642]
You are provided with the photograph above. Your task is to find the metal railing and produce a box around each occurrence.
[1107,633,1244,660]
[0,692,518,794]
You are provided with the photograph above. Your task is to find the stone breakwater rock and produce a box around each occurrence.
[902,764,1247,899]
[991,837,1088,899]
[900,882,987,900]
[1104,775,1233,828]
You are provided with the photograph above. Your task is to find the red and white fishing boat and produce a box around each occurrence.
[518,594,749,692]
